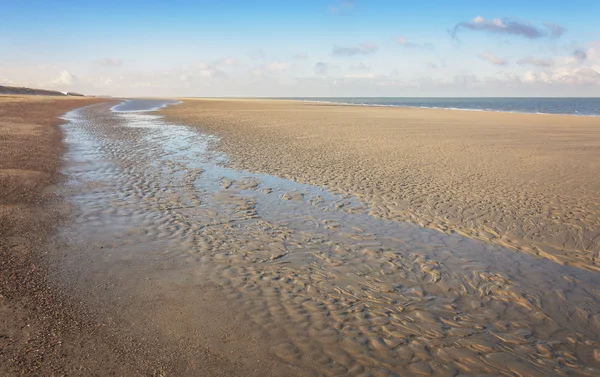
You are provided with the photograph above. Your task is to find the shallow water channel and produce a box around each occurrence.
[52,99,600,376]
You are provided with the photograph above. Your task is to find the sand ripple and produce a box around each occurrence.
[162,100,600,272]
[52,101,600,376]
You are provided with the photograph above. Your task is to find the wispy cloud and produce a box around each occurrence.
[543,22,566,38]
[478,51,508,65]
[294,52,308,60]
[427,60,447,69]
[450,16,563,40]
[333,43,377,57]
[517,56,554,67]
[98,58,123,67]
[350,62,370,71]
[392,36,434,50]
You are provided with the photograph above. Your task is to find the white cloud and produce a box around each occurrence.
[52,70,78,86]
[519,43,600,86]
[264,61,288,72]
[478,52,508,66]
[521,68,600,85]
[194,63,227,78]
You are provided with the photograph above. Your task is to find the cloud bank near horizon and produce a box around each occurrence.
[10,39,596,98]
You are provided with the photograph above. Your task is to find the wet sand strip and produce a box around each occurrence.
[162,98,600,272]
[0,96,255,376]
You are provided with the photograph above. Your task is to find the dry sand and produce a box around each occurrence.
[162,99,600,271]
[0,95,126,374]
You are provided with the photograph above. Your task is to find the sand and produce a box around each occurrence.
[162,99,600,271]
[4,95,600,375]
[0,96,278,376]
[52,101,600,376]
[53,99,600,376]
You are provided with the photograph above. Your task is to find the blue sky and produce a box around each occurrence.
[1,0,599,96]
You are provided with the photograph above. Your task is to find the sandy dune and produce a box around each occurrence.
[163,99,600,271]
[0,85,72,96]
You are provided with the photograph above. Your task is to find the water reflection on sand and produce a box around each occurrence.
[55,100,600,376]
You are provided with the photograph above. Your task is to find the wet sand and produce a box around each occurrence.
[0,96,277,376]
[48,99,600,376]
[162,99,600,272]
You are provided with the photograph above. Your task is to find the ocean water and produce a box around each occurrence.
[284,97,600,116]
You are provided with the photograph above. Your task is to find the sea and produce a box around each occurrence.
[281,97,600,116]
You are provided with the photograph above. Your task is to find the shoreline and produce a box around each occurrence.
[288,98,600,117]
[172,96,600,118]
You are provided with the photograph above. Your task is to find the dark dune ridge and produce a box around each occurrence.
[0,85,83,97]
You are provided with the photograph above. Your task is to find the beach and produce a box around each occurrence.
[163,99,600,271]
[2,96,600,376]
[4,0,599,375]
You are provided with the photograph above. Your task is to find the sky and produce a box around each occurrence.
[1,0,599,97]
